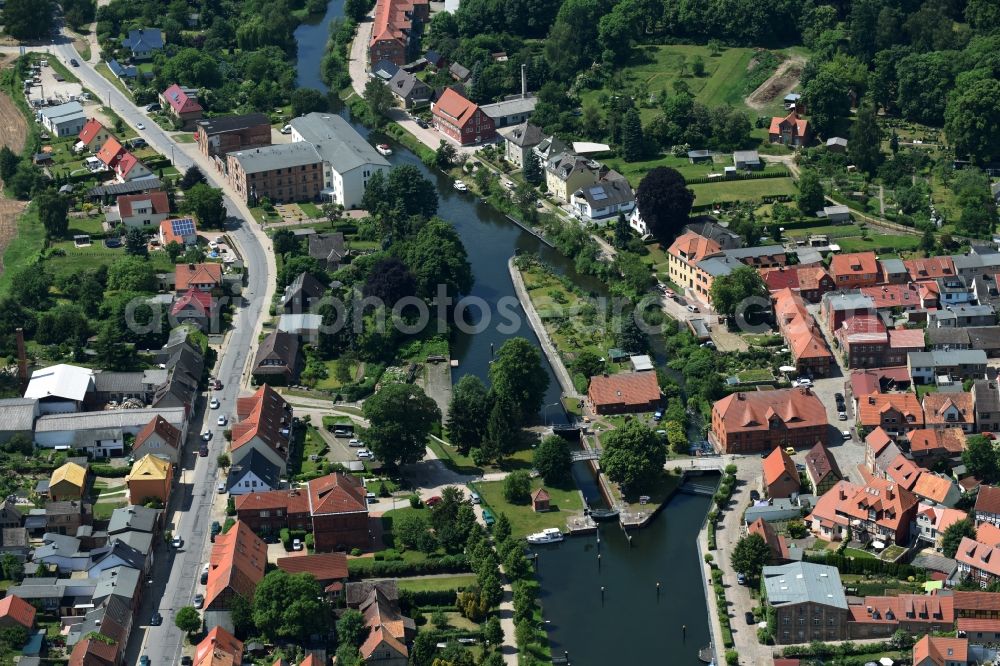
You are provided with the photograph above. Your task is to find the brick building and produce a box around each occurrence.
[226,143,324,205]
[762,447,800,499]
[711,388,828,454]
[196,113,272,158]
[431,88,496,146]
[764,562,849,644]
[368,0,430,66]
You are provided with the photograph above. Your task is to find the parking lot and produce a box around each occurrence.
[25,58,84,106]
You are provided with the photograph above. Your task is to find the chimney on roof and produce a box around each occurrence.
[16,328,28,393]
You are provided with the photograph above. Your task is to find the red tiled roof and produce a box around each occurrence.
[860,283,927,310]
[888,328,925,350]
[370,0,425,45]
[135,415,181,451]
[231,384,291,461]
[276,552,349,582]
[713,388,827,435]
[748,517,789,561]
[668,232,722,265]
[96,137,125,167]
[159,216,197,245]
[866,427,894,458]
[0,594,35,629]
[806,479,860,532]
[839,477,919,535]
[912,473,956,505]
[904,257,955,281]
[69,637,118,666]
[912,634,967,665]
[953,590,1000,612]
[830,251,878,279]
[360,627,408,660]
[768,111,808,138]
[838,314,887,344]
[885,454,921,490]
[532,487,550,502]
[162,83,203,114]
[433,88,481,130]
[923,392,973,427]
[908,428,966,455]
[588,372,661,409]
[195,626,244,666]
[849,593,953,625]
[175,262,223,291]
[762,447,797,488]
[857,393,924,429]
[115,151,144,178]
[118,191,169,218]
[78,118,107,144]
[205,520,266,610]
[805,442,841,486]
[976,485,1000,516]
[308,472,368,515]
[235,487,310,514]
[171,290,214,317]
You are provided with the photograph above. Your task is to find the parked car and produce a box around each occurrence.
[834,392,845,403]
[145,103,160,112]
[749,490,760,502]
[172,536,183,548]
[482,508,496,526]
[210,398,220,409]
[785,447,795,456]
[199,444,208,457]
[193,593,204,609]
[745,611,755,625]
[140,656,151,666]
[793,378,813,388]
[416,119,429,128]
[686,304,698,313]
[365,492,377,503]
[201,430,212,441]
[280,124,292,134]
[200,563,209,584]
[838,411,848,421]
[357,449,373,459]
[211,521,221,536]
[842,429,852,440]
[182,657,192,665]
[425,496,442,507]
[217,415,227,426]
[212,379,223,390]
[348,438,363,447]
[150,611,162,626]
[292,538,303,551]
[136,122,145,130]
[217,481,226,493]
[470,491,481,504]
[737,573,747,585]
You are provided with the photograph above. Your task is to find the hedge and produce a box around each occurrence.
[782,640,894,658]
[400,588,465,609]
[347,554,471,579]
[684,169,790,185]
[90,464,130,477]
[803,552,920,578]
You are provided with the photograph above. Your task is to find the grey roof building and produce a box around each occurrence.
[308,232,348,269]
[683,219,742,249]
[926,326,970,350]
[386,69,432,108]
[732,150,761,169]
[281,271,327,314]
[227,448,282,495]
[763,561,847,609]
[251,330,302,385]
[968,326,1000,356]
[107,505,159,535]
[499,122,544,167]
[480,96,538,129]
[0,398,39,436]
[229,142,324,175]
[91,565,141,607]
[122,28,164,58]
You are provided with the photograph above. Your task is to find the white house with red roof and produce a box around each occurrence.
[159,217,198,246]
[230,385,292,474]
[95,137,127,169]
[108,191,170,229]
[114,151,152,183]
[769,110,809,147]
[75,119,113,153]
[171,291,217,331]
[160,84,204,129]
[431,88,495,145]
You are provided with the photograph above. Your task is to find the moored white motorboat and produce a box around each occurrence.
[453,180,468,191]
[376,143,393,156]
[526,528,564,544]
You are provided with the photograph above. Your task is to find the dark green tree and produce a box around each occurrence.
[362,383,440,467]
[533,435,572,485]
[709,265,768,320]
[941,518,976,559]
[796,170,825,216]
[502,469,532,503]
[182,184,226,229]
[402,218,472,298]
[435,140,457,169]
[963,435,1000,484]
[635,167,694,245]
[272,229,300,256]
[363,78,395,123]
[0,147,19,182]
[480,397,518,462]
[620,107,644,162]
[849,101,883,176]
[572,349,604,380]
[3,0,55,40]
[599,420,665,493]
[945,79,1000,166]
[36,189,69,239]
[179,166,206,190]
[489,337,549,423]
[124,227,149,257]
[252,570,330,641]
[447,374,491,454]
[174,606,202,634]
[523,150,543,185]
[290,87,329,117]
[336,609,369,647]
[731,533,772,581]
[483,615,503,648]
[165,241,183,263]
[107,256,157,292]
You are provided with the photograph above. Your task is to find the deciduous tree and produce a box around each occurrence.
[963,434,1000,484]
[599,420,665,493]
[489,337,549,422]
[635,167,694,245]
[364,78,395,123]
[3,0,55,40]
[533,435,572,485]
[180,166,206,190]
[363,383,440,467]
[182,183,226,230]
[941,518,976,558]
[252,570,330,641]
[945,79,1000,166]
[447,375,491,454]
[124,227,149,257]
[731,533,771,581]
[503,470,532,503]
[36,189,68,239]
[796,169,825,216]
[336,609,369,647]
[849,101,883,176]
[709,265,768,321]
[291,87,329,117]
[174,606,201,634]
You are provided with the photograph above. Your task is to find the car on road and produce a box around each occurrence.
[292,538,303,551]
[194,593,204,609]
[217,415,228,426]
[140,656,151,666]
[136,122,145,130]
[150,611,162,626]
[201,563,210,584]
[665,288,675,298]
[686,304,698,312]
[201,430,212,441]
[425,496,442,507]
[217,481,226,493]
[785,447,796,456]
[172,536,183,548]
[199,444,208,457]
[213,379,223,389]
[745,611,755,625]
[737,573,746,585]
[416,119,429,128]
[348,438,363,447]
[70,58,79,67]
[795,463,805,471]
[838,411,848,420]
[470,491,481,504]
[210,398,220,409]
[357,448,373,459]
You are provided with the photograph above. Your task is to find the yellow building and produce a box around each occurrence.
[125,454,173,505]
[49,462,88,501]
[667,232,723,298]
[544,153,601,203]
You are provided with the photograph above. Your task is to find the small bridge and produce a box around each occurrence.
[571,448,601,461]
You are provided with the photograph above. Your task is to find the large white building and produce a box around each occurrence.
[38,102,87,138]
[289,113,390,209]
[33,407,187,457]
[24,364,95,414]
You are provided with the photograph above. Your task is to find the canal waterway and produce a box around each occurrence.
[295,7,716,663]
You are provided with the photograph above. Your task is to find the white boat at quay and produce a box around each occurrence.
[526,528,564,544]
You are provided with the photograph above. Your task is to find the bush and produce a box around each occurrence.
[398,588,463,611]
[305,533,315,550]
[280,528,291,550]
[409,495,422,509]
[502,470,532,504]
[347,554,471,579]
[90,464,129,477]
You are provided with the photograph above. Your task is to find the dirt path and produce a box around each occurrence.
[0,76,30,277]
[745,54,806,111]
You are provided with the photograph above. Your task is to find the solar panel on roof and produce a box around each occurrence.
[589,186,608,201]
[170,218,195,236]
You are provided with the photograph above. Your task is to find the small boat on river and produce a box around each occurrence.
[526,528,564,544]
[376,143,393,156]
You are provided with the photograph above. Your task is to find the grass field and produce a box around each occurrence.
[602,152,788,189]
[472,477,584,539]
[835,234,922,254]
[397,574,477,593]
[580,45,762,123]
[0,204,44,296]
[45,241,175,282]
[688,177,797,205]
[94,62,134,100]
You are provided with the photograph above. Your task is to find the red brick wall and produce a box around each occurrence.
[312,512,370,552]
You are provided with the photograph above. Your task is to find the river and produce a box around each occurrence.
[294,6,715,663]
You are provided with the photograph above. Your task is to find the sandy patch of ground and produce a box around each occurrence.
[745,54,806,111]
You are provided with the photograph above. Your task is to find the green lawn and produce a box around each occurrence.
[314,359,361,391]
[45,241,175,282]
[427,437,483,476]
[472,477,584,539]
[688,177,798,205]
[297,425,329,477]
[67,215,107,236]
[841,547,877,560]
[835,234,922,253]
[579,45,766,123]
[94,501,126,520]
[0,204,44,297]
[172,132,196,144]
[397,574,477,593]
[94,62,134,99]
[298,202,324,219]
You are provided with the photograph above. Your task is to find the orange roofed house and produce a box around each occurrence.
[807,477,918,545]
[230,384,293,475]
[235,472,371,551]
[912,635,968,666]
[368,0,430,66]
[588,371,661,415]
[667,231,722,300]
[952,590,1000,640]
[432,88,495,146]
[194,625,243,666]
[711,387,828,454]
[772,288,834,377]
[204,520,266,617]
[923,392,975,433]
[175,262,223,294]
[0,594,35,631]
[955,522,1000,588]
[857,393,924,440]
[760,265,835,303]
[829,252,880,289]
[748,517,791,563]
[848,593,954,639]
[769,111,809,147]
[762,447,800,498]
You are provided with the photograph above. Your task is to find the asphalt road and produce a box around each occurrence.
[42,32,274,665]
